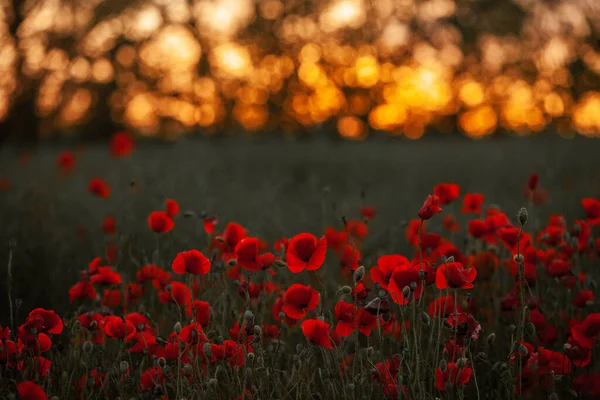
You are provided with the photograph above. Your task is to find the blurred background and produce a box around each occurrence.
[0,0,599,141]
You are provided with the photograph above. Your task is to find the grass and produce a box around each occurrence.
[0,136,599,399]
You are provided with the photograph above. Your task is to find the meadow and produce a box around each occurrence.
[0,134,599,399]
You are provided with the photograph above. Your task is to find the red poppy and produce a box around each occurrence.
[573,289,594,308]
[103,316,136,341]
[102,215,116,235]
[172,250,211,275]
[234,237,275,272]
[194,300,211,327]
[17,355,51,378]
[467,219,489,239]
[428,295,463,318]
[436,262,477,290]
[125,313,154,334]
[334,301,357,337]
[545,258,571,278]
[387,262,422,305]
[301,319,333,349]
[434,183,460,206]
[282,284,320,319]
[462,193,484,213]
[446,313,481,345]
[443,214,460,232]
[360,205,376,220]
[158,281,192,307]
[68,281,97,303]
[57,151,75,171]
[405,219,424,247]
[222,222,247,250]
[139,366,164,391]
[419,195,442,220]
[272,294,298,326]
[286,233,327,273]
[528,173,538,190]
[110,131,135,157]
[210,340,245,368]
[165,199,179,218]
[26,308,63,335]
[582,198,600,225]
[346,220,369,240]
[125,283,144,305]
[573,373,600,397]
[203,216,219,235]
[89,267,122,285]
[324,227,349,252]
[148,211,174,233]
[435,362,472,390]
[571,313,600,349]
[88,178,111,198]
[101,289,122,308]
[17,381,48,400]
[370,254,410,290]
[535,347,571,375]
[136,264,171,289]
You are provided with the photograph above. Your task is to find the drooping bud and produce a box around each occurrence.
[487,333,496,345]
[158,357,166,368]
[339,286,352,295]
[208,378,218,389]
[119,361,129,374]
[83,341,93,353]
[421,312,431,326]
[253,325,262,336]
[353,266,365,283]
[518,208,528,226]
[402,286,411,299]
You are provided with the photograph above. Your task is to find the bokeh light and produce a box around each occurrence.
[2,0,600,139]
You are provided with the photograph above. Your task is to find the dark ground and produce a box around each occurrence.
[0,135,599,324]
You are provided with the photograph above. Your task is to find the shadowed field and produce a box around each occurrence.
[0,136,599,323]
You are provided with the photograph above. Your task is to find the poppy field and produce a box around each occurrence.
[1,135,600,400]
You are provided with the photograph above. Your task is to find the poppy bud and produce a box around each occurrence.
[353,266,365,283]
[518,343,529,356]
[158,357,166,368]
[119,361,129,374]
[183,363,194,375]
[346,383,355,391]
[418,270,426,280]
[203,342,212,358]
[339,286,352,295]
[296,343,304,353]
[254,326,262,336]
[274,260,287,268]
[410,282,417,291]
[518,208,528,225]
[208,378,218,388]
[366,347,374,358]
[457,357,467,368]
[509,324,516,333]
[247,352,255,362]
[83,341,93,353]
[279,312,286,320]
[244,310,254,320]
[477,352,487,361]
[421,312,431,326]
[228,259,237,267]
[378,290,386,299]
[439,359,447,372]
[183,211,196,218]
[402,286,411,299]
[513,254,524,263]
[563,343,572,351]
[174,322,182,334]
[487,333,496,345]
[165,284,172,292]
[215,236,225,243]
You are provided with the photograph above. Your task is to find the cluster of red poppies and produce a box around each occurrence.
[2,135,600,400]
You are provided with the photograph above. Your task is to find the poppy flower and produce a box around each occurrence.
[101,289,123,308]
[136,264,171,289]
[370,254,410,290]
[435,362,472,390]
[194,300,211,327]
[436,262,477,290]
[272,294,299,326]
[535,347,571,375]
[527,173,538,191]
[165,199,179,218]
[387,262,423,305]
[582,198,600,225]
[172,250,211,275]
[571,313,600,349]
[17,381,48,400]
[68,281,97,303]
[139,366,165,391]
[359,205,376,220]
[443,214,460,232]
[203,216,219,235]
[26,308,63,335]
[110,131,135,157]
[434,183,460,205]
[180,322,208,344]
[274,237,289,252]
[57,151,75,171]
[222,222,247,250]
[334,301,357,337]
[467,219,489,239]
[573,373,600,397]
[301,319,334,349]
[282,284,320,319]
[324,227,349,253]
[446,313,481,345]
[103,316,136,341]
[346,220,369,240]
[286,233,327,273]
[17,355,51,378]
[148,211,174,233]
[89,267,122,285]
[545,258,571,278]
[573,289,594,308]
[462,193,484,213]
[419,195,442,220]
[88,178,110,198]
[102,215,116,235]
[158,282,192,307]
[234,237,275,272]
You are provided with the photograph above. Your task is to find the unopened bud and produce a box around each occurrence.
[339,286,352,295]
[83,341,93,353]
[183,363,194,375]
[208,378,218,388]
[366,347,374,358]
[273,260,287,268]
[253,325,262,336]
[244,310,254,320]
[402,286,411,299]
[158,357,166,368]
[421,312,431,326]
[353,266,365,283]
[457,357,467,368]
[439,359,447,372]
[119,361,129,374]
[518,343,529,356]
[247,352,255,362]
[418,270,426,280]
[513,254,524,263]
[563,343,572,351]
[509,324,516,333]
[215,236,225,243]
[228,259,237,267]
[203,342,212,358]
[409,281,417,291]
[278,312,286,320]
[487,333,496,345]
[477,352,487,361]
[518,208,528,225]
[15,298,22,309]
